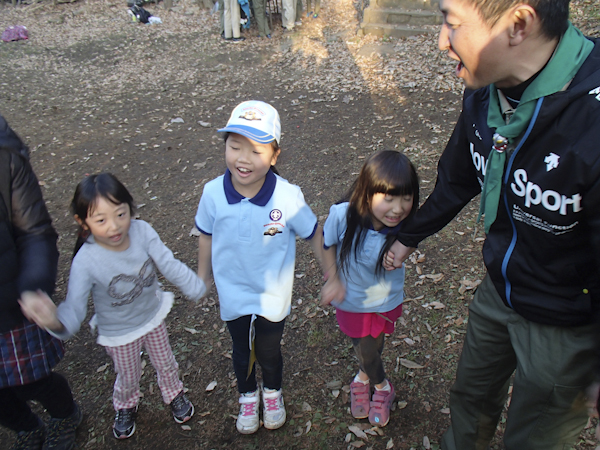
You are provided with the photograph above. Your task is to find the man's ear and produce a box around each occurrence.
[508,4,537,46]
[74,214,88,230]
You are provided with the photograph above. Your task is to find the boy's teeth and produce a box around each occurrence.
[239,168,250,173]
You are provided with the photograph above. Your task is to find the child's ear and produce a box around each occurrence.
[271,148,281,166]
[74,214,89,230]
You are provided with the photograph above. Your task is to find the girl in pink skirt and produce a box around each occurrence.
[321,150,419,427]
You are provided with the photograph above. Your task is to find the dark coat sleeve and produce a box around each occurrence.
[0,115,29,158]
[10,150,59,297]
[395,107,483,248]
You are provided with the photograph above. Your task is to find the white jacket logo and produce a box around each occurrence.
[511,169,582,215]
[544,153,560,171]
[589,86,600,101]
[470,142,486,176]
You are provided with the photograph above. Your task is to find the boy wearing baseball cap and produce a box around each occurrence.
[194,101,324,434]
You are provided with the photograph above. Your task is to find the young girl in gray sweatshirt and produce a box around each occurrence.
[20,173,206,440]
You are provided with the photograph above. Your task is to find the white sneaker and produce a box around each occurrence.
[236,389,260,434]
[262,388,286,430]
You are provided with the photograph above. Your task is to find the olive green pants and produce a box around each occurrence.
[441,275,596,450]
[306,0,320,15]
[252,0,270,37]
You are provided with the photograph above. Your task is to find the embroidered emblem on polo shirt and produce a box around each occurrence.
[264,227,282,236]
[265,209,284,236]
[270,209,282,221]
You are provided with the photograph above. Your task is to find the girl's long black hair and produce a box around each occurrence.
[71,173,135,257]
[338,150,419,277]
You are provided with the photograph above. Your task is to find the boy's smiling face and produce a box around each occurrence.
[438,0,514,89]
[225,133,280,198]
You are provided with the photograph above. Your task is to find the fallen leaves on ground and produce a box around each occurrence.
[400,359,425,369]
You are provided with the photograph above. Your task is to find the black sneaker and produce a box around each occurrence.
[112,407,137,440]
[11,419,45,450]
[170,391,194,423]
[231,37,246,42]
[42,403,83,450]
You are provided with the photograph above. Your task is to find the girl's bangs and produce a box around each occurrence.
[373,178,414,197]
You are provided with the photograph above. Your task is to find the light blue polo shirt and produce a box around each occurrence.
[195,169,318,322]
[323,202,405,314]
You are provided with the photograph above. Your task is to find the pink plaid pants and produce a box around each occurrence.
[105,321,183,410]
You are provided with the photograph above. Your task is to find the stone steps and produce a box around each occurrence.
[359,0,442,37]
[375,0,439,10]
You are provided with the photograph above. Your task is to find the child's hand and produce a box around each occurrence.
[320,276,345,306]
[190,276,209,304]
[19,290,63,332]
[383,250,398,271]
[383,241,415,271]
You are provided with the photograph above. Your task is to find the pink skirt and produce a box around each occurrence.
[335,304,403,339]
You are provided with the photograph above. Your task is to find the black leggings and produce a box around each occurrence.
[0,372,75,432]
[351,333,386,385]
[227,315,285,393]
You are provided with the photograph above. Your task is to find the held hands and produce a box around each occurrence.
[195,272,213,304]
[191,276,209,304]
[383,241,416,271]
[320,275,346,307]
[19,290,63,332]
[587,382,600,441]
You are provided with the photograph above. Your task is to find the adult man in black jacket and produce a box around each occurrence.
[0,116,81,450]
[387,0,600,449]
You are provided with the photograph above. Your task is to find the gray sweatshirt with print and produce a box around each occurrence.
[55,220,205,339]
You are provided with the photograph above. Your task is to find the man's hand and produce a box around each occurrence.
[383,241,416,271]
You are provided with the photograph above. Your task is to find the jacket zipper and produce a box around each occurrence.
[499,97,545,308]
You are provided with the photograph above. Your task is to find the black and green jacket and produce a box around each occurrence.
[397,38,600,327]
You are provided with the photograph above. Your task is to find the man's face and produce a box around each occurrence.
[438,0,513,89]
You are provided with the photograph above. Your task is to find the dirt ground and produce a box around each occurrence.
[1,0,599,449]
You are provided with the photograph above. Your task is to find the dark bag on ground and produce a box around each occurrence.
[130,5,152,23]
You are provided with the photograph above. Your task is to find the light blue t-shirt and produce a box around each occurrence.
[323,202,405,313]
[195,169,318,322]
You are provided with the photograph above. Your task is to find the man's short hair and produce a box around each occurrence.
[469,0,570,39]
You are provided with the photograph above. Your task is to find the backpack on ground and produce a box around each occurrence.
[129,5,152,23]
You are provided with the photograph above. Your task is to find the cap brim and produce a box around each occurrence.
[218,125,276,144]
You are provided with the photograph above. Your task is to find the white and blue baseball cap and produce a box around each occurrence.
[218,100,281,144]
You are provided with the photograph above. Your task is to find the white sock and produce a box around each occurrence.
[353,374,369,384]
[375,379,391,392]
[242,390,258,397]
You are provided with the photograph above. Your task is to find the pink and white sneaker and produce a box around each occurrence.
[236,389,260,434]
[369,381,395,427]
[350,379,370,419]
[262,387,286,430]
